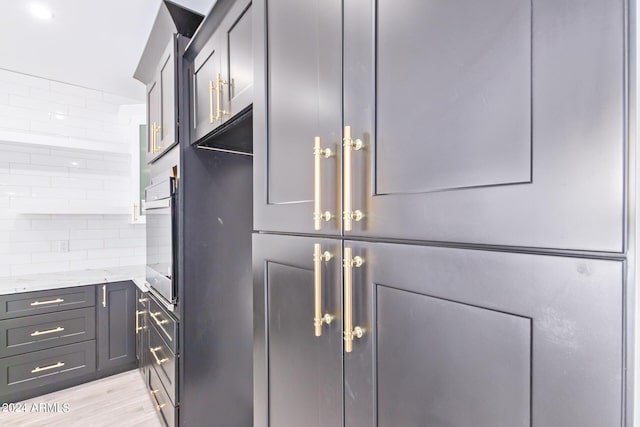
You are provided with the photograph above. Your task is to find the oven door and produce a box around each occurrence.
[145,197,176,304]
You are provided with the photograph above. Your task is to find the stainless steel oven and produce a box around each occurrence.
[145,177,177,305]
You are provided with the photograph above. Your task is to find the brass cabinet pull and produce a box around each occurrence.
[30,298,64,306]
[313,136,334,230]
[132,202,138,223]
[31,361,64,374]
[343,126,364,231]
[149,311,173,341]
[209,80,215,123]
[102,285,106,308]
[343,247,364,353]
[149,346,169,365]
[138,298,148,304]
[150,123,156,152]
[31,326,64,337]
[313,244,334,336]
[150,389,166,410]
[214,72,229,121]
[136,310,146,334]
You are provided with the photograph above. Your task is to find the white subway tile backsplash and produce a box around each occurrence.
[9,94,68,115]
[0,71,144,277]
[0,116,29,131]
[30,88,86,108]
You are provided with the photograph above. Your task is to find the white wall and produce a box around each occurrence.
[0,69,145,277]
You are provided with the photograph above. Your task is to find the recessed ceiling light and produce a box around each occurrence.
[29,4,54,20]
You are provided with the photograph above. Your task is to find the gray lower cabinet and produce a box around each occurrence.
[0,286,94,320]
[97,281,137,371]
[253,233,625,426]
[149,365,177,427]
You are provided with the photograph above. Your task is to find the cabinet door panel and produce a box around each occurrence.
[344,0,624,251]
[97,281,136,371]
[254,0,342,234]
[191,38,222,143]
[159,46,175,149]
[223,1,253,118]
[344,240,623,427]
[253,233,342,427]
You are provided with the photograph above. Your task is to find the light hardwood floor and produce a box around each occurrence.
[0,370,162,427]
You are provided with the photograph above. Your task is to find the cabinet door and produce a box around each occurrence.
[136,289,147,375]
[191,35,223,143]
[343,0,625,252]
[221,0,253,121]
[253,0,342,235]
[97,281,136,371]
[253,233,343,427]
[343,240,623,426]
[147,79,161,159]
[158,38,177,153]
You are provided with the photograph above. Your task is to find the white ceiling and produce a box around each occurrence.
[0,0,215,101]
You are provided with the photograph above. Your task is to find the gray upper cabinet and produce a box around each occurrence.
[343,240,623,427]
[147,37,178,163]
[191,33,223,143]
[253,0,342,235]
[254,0,626,252]
[190,0,253,145]
[343,0,625,251]
[97,281,136,371]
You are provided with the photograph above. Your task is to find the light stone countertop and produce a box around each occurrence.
[0,265,148,296]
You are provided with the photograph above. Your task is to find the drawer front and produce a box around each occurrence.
[148,296,177,353]
[148,323,177,405]
[149,366,177,427]
[0,307,95,358]
[0,341,96,400]
[0,287,95,320]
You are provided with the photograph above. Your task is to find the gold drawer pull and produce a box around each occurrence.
[136,310,146,334]
[313,243,333,336]
[150,389,166,410]
[138,298,148,304]
[214,73,229,121]
[343,126,365,231]
[343,247,364,353]
[313,136,334,230]
[31,326,64,337]
[209,80,215,123]
[149,311,173,342]
[31,361,64,373]
[30,298,64,306]
[149,346,169,365]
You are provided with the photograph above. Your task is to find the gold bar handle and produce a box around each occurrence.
[31,361,64,374]
[150,123,156,153]
[343,247,364,353]
[313,243,334,336]
[313,136,334,230]
[132,202,138,223]
[136,310,145,334]
[150,390,166,410]
[343,126,364,231]
[149,346,169,365]
[150,311,173,341]
[31,326,64,337]
[209,80,215,123]
[214,73,229,121]
[30,298,64,306]
[102,285,106,308]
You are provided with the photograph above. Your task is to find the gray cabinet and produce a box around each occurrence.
[253,233,343,427]
[253,0,341,235]
[97,281,136,371]
[190,0,253,145]
[253,0,626,253]
[147,37,178,163]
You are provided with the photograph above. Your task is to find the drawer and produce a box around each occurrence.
[148,366,177,427]
[148,322,177,405]
[0,287,95,320]
[0,307,95,358]
[148,296,178,353]
[0,340,96,400]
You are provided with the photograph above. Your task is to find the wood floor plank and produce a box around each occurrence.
[0,370,162,427]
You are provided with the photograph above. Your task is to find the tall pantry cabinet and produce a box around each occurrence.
[253,0,635,426]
